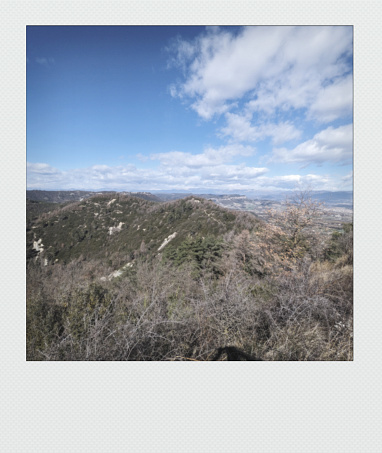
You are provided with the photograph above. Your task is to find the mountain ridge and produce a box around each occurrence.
[27,193,261,269]
[26,190,162,204]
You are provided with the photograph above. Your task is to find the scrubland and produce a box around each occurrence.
[26,193,353,361]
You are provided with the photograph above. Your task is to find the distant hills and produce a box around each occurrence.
[27,189,353,208]
[308,191,353,206]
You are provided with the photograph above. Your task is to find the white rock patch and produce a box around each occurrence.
[33,238,44,253]
[32,238,47,263]
[108,222,125,235]
[158,232,177,251]
[107,199,116,206]
[108,269,123,279]
[104,262,134,281]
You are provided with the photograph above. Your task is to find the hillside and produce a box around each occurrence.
[27,193,260,269]
[27,190,100,203]
[26,190,352,362]
[26,199,71,224]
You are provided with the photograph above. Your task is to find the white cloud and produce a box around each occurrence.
[27,162,62,176]
[27,158,354,193]
[220,113,302,145]
[169,26,352,121]
[27,160,269,192]
[27,160,350,192]
[166,37,197,73]
[136,153,149,162]
[248,172,353,192]
[150,144,255,168]
[308,74,353,123]
[271,124,353,166]
[254,174,332,190]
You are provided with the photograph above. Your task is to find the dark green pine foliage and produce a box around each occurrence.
[164,236,224,277]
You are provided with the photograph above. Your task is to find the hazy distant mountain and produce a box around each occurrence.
[27,189,352,206]
[308,191,353,206]
[155,193,193,201]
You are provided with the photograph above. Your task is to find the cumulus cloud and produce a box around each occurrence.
[256,173,331,189]
[27,162,61,175]
[169,26,353,122]
[244,172,351,192]
[27,160,269,192]
[27,163,69,190]
[27,159,350,192]
[271,124,353,166]
[220,113,302,145]
[308,74,353,123]
[150,144,255,168]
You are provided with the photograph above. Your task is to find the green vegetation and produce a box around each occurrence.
[26,194,258,267]
[164,235,224,277]
[26,199,67,224]
[324,223,353,264]
[26,192,353,361]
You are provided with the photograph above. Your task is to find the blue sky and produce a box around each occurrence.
[27,26,353,193]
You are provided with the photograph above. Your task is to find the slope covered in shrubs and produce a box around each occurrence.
[26,192,353,361]
[26,194,260,268]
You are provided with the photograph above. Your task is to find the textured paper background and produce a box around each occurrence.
[1,1,381,452]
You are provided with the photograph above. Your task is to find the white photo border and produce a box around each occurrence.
[2,2,381,452]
